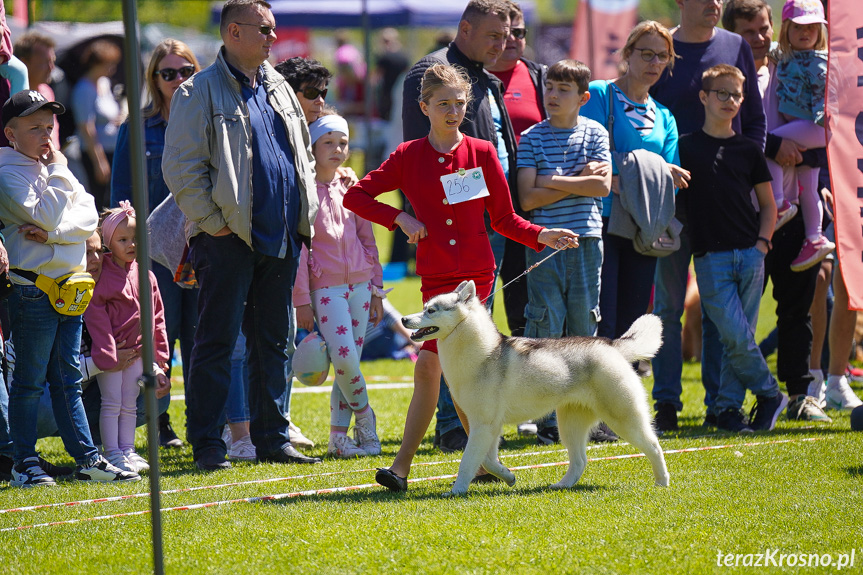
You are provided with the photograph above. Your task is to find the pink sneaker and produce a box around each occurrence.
[790,235,835,272]
[775,200,798,231]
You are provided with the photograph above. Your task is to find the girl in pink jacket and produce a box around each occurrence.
[294,114,385,459]
[84,201,170,473]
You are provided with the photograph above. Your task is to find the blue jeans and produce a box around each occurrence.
[186,233,297,458]
[7,285,99,466]
[694,248,779,412]
[598,219,657,339]
[36,379,171,444]
[0,368,12,458]
[524,237,602,339]
[152,261,197,383]
[651,228,722,413]
[227,330,250,424]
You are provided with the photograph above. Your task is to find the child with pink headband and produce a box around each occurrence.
[84,200,170,473]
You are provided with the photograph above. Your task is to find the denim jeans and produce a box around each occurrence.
[651,228,722,413]
[186,233,296,458]
[598,219,658,339]
[152,261,197,383]
[7,285,99,466]
[524,237,602,339]
[36,379,171,445]
[226,330,250,424]
[0,368,12,458]
[694,248,778,413]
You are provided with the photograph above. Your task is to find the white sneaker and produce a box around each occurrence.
[227,435,257,461]
[123,449,150,473]
[76,456,140,482]
[517,421,538,436]
[221,426,233,450]
[327,433,367,458]
[289,421,315,449]
[808,371,826,408]
[353,409,382,456]
[104,449,135,473]
[10,457,56,488]
[825,376,863,410]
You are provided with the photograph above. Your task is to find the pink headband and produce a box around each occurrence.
[102,200,136,247]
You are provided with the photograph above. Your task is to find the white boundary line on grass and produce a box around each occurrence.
[0,437,829,532]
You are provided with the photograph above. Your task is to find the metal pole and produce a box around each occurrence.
[362,0,373,174]
[119,2,165,574]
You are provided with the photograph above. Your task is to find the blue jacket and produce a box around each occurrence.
[111,113,171,214]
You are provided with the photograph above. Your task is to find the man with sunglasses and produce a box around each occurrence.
[163,0,321,471]
[400,0,515,454]
[646,0,767,433]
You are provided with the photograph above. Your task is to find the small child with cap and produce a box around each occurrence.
[0,90,140,485]
[83,200,171,473]
[293,112,385,458]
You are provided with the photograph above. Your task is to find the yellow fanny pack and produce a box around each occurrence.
[12,269,95,316]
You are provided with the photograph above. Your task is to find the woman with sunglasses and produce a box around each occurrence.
[275,56,332,124]
[110,39,200,450]
[580,21,689,381]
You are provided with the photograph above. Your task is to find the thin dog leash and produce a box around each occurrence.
[480,247,565,306]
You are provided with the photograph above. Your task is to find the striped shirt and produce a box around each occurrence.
[517,118,610,237]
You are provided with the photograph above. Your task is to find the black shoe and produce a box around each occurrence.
[159,413,184,448]
[590,422,619,443]
[0,454,13,482]
[375,467,408,492]
[437,427,468,453]
[654,403,679,432]
[536,426,560,445]
[194,447,232,471]
[38,456,74,478]
[749,392,788,431]
[258,443,322,465]
[702,412,718,427]
[716,408,754,434]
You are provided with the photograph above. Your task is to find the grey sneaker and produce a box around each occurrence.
[353,409,381,456]
[76,456,141,482]
[11,457,56,487]
[786,395,832,422]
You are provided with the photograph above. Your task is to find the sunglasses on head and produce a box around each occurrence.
[235,22,276,36]
[510,27,526,40]
[300,86,328,100]
[155,65,195,82]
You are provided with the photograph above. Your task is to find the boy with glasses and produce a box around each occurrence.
[679,64,785,433]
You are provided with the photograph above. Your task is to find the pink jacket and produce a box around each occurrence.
[84,254,170,371]
[293,177,383,307]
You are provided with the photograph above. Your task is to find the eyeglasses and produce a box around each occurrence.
[633,48,671,63]
[300,86,328,100]
[707,89,744,102]
[154,65,195,82]
[235,22,276,36]
[510,27,526,40]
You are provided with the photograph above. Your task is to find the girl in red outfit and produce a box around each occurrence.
[84,201,170,474]
[344,64,578,491]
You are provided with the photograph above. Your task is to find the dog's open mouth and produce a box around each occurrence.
[410,326,439,341]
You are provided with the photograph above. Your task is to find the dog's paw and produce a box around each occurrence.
[442,489,467,498]
[655,476,670,487]
[550,480,575,490]
[504,473,516,487]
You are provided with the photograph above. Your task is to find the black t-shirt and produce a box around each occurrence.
[376,50,409,121]
[679,130,772,255]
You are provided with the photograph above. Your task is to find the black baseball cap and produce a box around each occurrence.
[1,90,65,126]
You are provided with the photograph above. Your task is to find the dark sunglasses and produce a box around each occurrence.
[510,27,527,40]
[300,86,328,100]
[154,65,195,82]
[235,22,276,35]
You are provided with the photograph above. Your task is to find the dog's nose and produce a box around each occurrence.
[401,317,409,327]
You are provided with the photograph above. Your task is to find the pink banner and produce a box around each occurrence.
[826,0,863,310]
[570,0,638,81]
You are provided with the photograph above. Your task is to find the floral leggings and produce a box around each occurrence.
[311,281,372,427]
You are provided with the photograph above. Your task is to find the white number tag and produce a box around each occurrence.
[440,167,490,205]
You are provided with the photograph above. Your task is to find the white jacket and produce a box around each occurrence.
[0,147,98,283]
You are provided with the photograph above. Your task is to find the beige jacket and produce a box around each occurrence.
[162,48,317,250]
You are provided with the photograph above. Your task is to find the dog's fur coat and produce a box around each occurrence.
[402,280,670,495]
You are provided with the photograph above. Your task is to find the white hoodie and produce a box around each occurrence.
[0,147,98,283]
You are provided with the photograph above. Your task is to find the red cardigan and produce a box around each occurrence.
[344,136,543,282]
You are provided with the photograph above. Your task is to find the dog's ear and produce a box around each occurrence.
[457,280,476,303]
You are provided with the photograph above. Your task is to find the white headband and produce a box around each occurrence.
[309,115,349,145]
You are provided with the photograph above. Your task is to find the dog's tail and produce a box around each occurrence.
[612,314,663,362]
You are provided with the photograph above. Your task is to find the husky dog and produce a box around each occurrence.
[402,280,670,496]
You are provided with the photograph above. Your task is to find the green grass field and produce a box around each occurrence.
[2,275,862,574]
